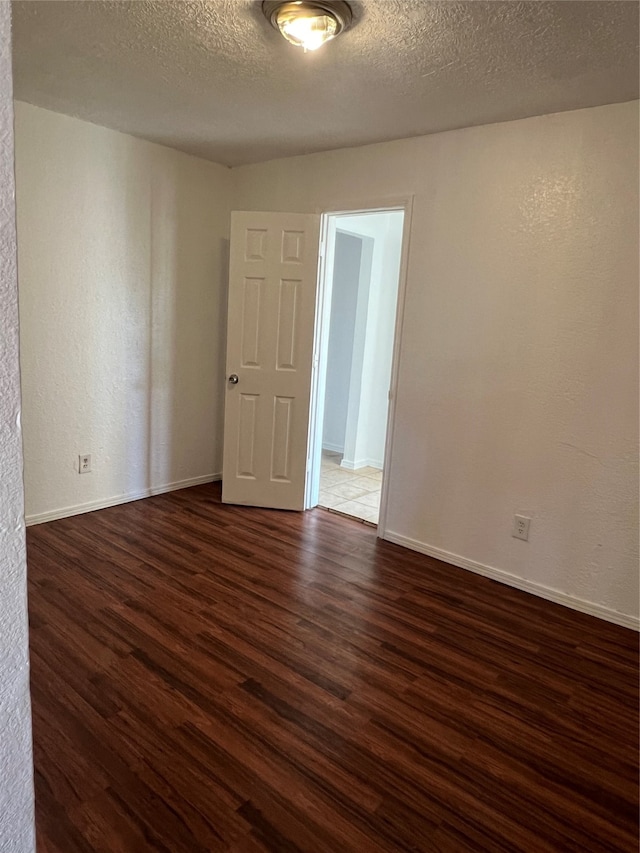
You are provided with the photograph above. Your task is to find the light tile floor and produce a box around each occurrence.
[318,451,382,524]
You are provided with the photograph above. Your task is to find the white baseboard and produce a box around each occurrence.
[383,531,640,631]
[341,457,383,471]
[25,473,222,527]
[322,441,344,454]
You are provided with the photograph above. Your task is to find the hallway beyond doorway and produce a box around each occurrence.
[318,450,381,524]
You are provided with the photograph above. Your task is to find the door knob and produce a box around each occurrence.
[228,374,239,385]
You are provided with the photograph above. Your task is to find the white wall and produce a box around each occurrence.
[0,6,35,851]
[232,101,640,627]
[322,230,362,453]
[337,212,403,470]
[15,103,233,523]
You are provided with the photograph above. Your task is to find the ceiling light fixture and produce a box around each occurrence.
[262,1,352,52]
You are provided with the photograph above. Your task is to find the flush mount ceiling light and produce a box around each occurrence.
[262,1,353,52]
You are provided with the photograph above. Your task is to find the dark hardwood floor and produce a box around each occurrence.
[27,482,639,852]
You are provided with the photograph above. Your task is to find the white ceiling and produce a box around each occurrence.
[11,0,639,167]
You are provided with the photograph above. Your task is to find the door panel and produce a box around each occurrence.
[222,211,321,510]
[240,277,263,368]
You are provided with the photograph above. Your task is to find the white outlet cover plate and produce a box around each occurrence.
[79,453,92,473]
[513,514,531,541]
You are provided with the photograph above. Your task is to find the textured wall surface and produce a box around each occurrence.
[0,5,35,852]
[233,101,640,625]
[15,103,233,522]
[11,1,639,166]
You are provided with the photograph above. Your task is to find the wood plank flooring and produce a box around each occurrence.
[27,482,639,852]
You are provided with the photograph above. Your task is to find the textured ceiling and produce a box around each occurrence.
[11,0,640,167]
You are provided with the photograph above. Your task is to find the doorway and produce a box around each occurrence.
[307,209,405,525]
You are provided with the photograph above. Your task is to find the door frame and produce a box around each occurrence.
[305,195,414,538]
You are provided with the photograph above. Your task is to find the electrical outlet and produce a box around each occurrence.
[79,453,92,474]
[512,514,531,541]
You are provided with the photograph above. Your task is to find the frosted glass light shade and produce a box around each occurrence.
[277,9,338,51]
[263,2,352,52]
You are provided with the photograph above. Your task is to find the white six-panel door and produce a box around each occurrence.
[222,211,321,510]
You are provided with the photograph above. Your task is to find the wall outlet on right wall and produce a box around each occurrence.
[512,514,531,541]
